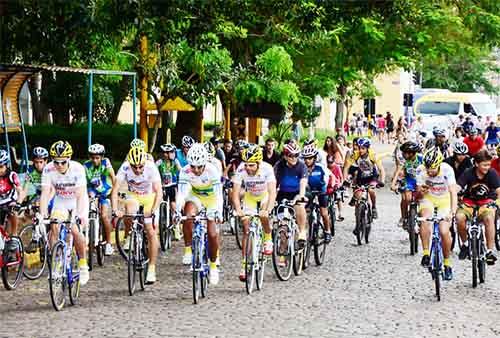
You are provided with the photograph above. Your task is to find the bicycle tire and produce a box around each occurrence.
[293,236,304,276]
[139,232,147,291]
[329,200,336,237]
[354,203,365,246]
[127,231,137,296]
[495,215,500,251]
[245,231,256,294]
[87,220,95,271]
[365,205,371,244]
[272,226,293,281]
[96,220,105,267]
[408,206,418,256]
[235,217,243,250]
[1,236,24,290]
[115,218,129,261]
[432,248,441,301]
[450,225,457,253]
[303,216,313,270]
[478,257,486,284]
[68,248,80,306]
[256,241,265,291]
[471,236,479,288]
[314,221,327,266]
[159,203,168,252]
[192,237,201,304]
[49,241,66,311]
[200,235,208,299]
[19,224,47,280]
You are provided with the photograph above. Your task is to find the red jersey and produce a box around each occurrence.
[491,158,500,177]
[0,171,20,205]
[463,136,485,156]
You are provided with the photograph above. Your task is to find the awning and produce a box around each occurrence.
[146,96,195,112]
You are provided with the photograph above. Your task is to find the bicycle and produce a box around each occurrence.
[417,208,445,301]
[159,185,175,252]
[224,180,243,250]
[242,202,267,294]
[0,205,24,290]
[395,187,419,255]
[465,204,490,288]
[352,184,377,245]
[272,199,306,281]
[180,209,210,304]
[328,186,345,238]
[495,206,500,251]
[46,211,81,311]
[120,205,150,296]
[114,192,131,261]
[304,191,328,268]
[85,196,105,271]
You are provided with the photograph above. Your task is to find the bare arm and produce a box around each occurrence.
[231,183,242,215]
[266,181,277,213]
[40,185,51,218]
[150,180,163,216]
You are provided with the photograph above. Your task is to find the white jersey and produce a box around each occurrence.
[116,161,161,195]
[232,162,276,197]
[178,162,221,197]
[209,158,223,178]
[416,162,456,198]
[41,160,87,200]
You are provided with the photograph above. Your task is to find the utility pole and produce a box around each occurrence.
[139,34,149,150]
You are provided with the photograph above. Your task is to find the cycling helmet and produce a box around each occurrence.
[357,138,371,148]
[50,140,73,158]
[127,146,146,166]
[452,142,469,155]
[303,138,317,147]
[433,127,446,137]
[242,144,263,163]
[0,150,9,165]
[469,127,478,136]
[160,144,176,153]
[236,139,249,150]
[130,138,146,150]
[301,144,318,158]
[423,147,444,169]
[283,142,301,156]
[88,143,105,155]
[182,135,195,148]
[187,143,208,166]
[32,146,49,159]
[203,141,216,156]
[400,141,420,154]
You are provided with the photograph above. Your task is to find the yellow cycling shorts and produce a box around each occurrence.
[419,194,451,218]
[186,193,218,219]
[242,192,269,215]
[127,192,155,215]
[456,204,495,221]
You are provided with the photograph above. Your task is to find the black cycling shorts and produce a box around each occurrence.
[163,186,176,202]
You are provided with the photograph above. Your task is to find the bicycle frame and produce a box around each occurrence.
[0,226,22,268]
[467,207,486,260]
[430,219,443,274]
[51,217,79,285]
[192,215,209,276]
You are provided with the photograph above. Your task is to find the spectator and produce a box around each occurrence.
[484,121,499,149]
[223,139,234,166]
[395,117,408,140]
[476,115,486,135]
[335,134,348,166]
[291,121,303,141]
[385,112,395,143]
[463,128,485,156]
[263,138,281,166]
[210,137,226,170]
[323,136,343,165]
[326,154,344,222]
[450,127,465,145]
[453,114,465,129]
[462,116,474,134]
[376,114,386,143]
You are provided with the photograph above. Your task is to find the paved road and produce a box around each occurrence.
[2,147,500,338]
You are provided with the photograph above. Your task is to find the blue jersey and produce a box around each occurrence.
[274,160,308,193]
[176,149,188,168]
[306,163,329,193]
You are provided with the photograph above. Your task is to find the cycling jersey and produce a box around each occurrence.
[209,158,223,178]
[306,163,329,193]
[232,162,276,197]
[463,136,485,156]
[116,161,161,195]
[42,161,87,200]
[444,156,474,181]
[416,162,456,217]
[175,149,189,168]
[425,139,450,156]
[457,167,500,203]
[0,171,20,206]
[23,166,42,200]
[346,150,380,181]
[155,159,180,186]
[401,154,423,191]
[83,158,113,195]
[274,159,307,193]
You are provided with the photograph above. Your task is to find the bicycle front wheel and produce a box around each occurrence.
[159,203,168,252]
[235,217,244,250]
[115,217,129,261]
[87,220,95,271]
[408,205,418,255]
[49,241,66,311]
[96,220,105,267]
[432,250,441,302]
[471,237,479,288]
[293,232,304,276]
[245,231,256,294]
[127,231,137,296]
[354,204,366,246]
[314,221,327,266]
[495,214,500,251]
[1,236,24,290]
[192,238,201,304]
[256,239,266,291]
[68,248,81,305]
[19,224,47,280]
[272,225,293,281]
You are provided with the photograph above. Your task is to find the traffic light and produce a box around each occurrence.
[403,93,413,107]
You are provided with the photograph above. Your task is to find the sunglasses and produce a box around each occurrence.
[54,160,68,166]
[287,154,299,158]
[131,165,144,170]
[190,165,204,170]
[244,163,257,168]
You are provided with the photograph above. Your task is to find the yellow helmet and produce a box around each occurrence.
[50,140,73,158]
[127,146,146,166]
[423,147,444,169]
[242,144,263,163]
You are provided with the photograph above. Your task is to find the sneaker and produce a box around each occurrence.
[372,208,378,220]
[348,197,356,207]
[146,267,156,284]
[209,265,219,285]
[263,240,273,255]
[105,243,114,256]
[486,250,497,265]
[458,244,469,260]
[122,236,131,251]
[278,255,286,267]
[182,252,193,265]
[79,265,90,286]
[324,232,332,244]
[215,256,221,267]
[443,266,453,281]
[421,255,430,268]
[337,216,344,222]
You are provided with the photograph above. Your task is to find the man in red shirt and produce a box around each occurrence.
[463,128,485,156]
[491,145,500,176]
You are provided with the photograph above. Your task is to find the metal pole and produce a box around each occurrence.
[18,88,29,173]
[0,90,12,169]
[88,73,94,147]
[133,74,137,138]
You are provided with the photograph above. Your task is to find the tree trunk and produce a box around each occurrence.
[109,76,130,124]
[148,91,163,152]
[335,84,347,130]
[28,74,49,124]
[172,110,200,145]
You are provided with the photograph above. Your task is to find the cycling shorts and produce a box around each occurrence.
[355,176,379,187]
[242,191,269,215]
[400,177,417,192]
[277,191,299,204]
[50,197,88,226]
[163,186,176,202]
[127,192,156,215]
[185,193,218,220]
[456,201,495,221]
[88,188,110,206]
[418,194,450,218]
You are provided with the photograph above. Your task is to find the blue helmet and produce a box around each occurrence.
[357,138,371,148]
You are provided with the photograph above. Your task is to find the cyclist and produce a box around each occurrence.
[491,145,500,176]
[177,143,222,285]
[232,144,276,281]
[425,128,451,157]
[343,138,385,219]
[391,141,422,228]
[416,147,457,280]
[274,142,308,247]
[83,144,116,255]
[444,142,474,180]
[463,128,485,157]
[111,146,162,284]
[22,147,49,205]
[204,141,223,176]
[156,143,182,239]
[130,138,155,162]
[176,136,195,168]
[326,154,344,222]
[456,150,500,265]
[224,139,247,178]
[302,144,332,243]
[40,141,90,285]
[0,150,24,235]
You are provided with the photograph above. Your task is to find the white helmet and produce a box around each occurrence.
[32,146,49,159]
[130,138,146,150]
[452,142,468,155]
[0,150,9,165]
[187,143,208,166]
[88,143,105,155]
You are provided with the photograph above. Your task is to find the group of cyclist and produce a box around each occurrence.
[392,125,500,281]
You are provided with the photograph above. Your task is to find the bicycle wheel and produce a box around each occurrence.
[272,225,293,281]
[471,237,479,288]
[192,238,201,304]
[115,218,129,261]
[68,248,80,305]
[87,219,95,271]
[478,257,486,284]
[200,236,208,299]
[19,224,47,280]
[303,221,313,270]
[139,232,147,291]
[159,203,168,252]
[96,220,105,267]
[293,233,304,276]
[365,205,372,244]
[127,231,137,296]
[235,217,244,250]
[432,248,441,301]
[245,231,256,294]
[495,214,500,251]
[49,241,66,311]
[450,224,457,252]
[329,200,336,237]
[256,240,265,291]
[314,221,327,266]
[354,204,366,246]
[408,206,418,256]
[1,237,24,290]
